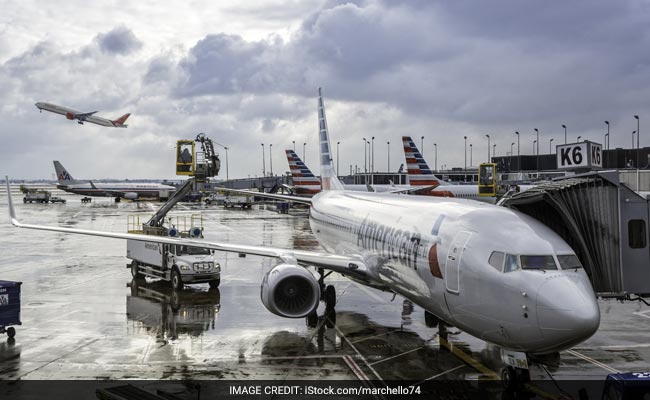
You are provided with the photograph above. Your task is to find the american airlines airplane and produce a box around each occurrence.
[285,149,425,195]
[7,88,600,386]
[54,161,176,200]
[35,102,130,128]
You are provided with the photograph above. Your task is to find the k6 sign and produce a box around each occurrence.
[556,141,602,170]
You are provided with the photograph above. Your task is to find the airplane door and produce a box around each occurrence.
[445,231,472,294]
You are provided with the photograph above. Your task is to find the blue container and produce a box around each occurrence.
[0,280,22,337]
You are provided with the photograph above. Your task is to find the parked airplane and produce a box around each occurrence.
[285,149,426,195]
[7,89,600,386]
[54,161,176,200]
[35,102,130,127]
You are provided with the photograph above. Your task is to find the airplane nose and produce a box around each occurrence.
[536,276,600,352]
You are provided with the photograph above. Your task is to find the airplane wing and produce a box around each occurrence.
[388,185,439,195]
[218,187,312,205]
[5,179,365,279]
[76,111,98,119]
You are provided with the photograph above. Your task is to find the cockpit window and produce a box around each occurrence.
[504,254,520,272]
[488,251,504,271]
[557,255,583,270]
[521,255,558,270]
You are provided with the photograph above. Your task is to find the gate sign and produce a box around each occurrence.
[556,141,602,170]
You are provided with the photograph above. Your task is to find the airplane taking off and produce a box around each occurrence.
[54,161,176,200]
[35,102,130,127]
[7,88,600,386]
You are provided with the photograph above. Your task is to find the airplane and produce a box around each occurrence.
[35,102,130,128]
[285,149,430,195]
[54,160,176,200]
[6,88,600,386]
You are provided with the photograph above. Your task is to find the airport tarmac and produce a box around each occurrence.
[0,186,649,397]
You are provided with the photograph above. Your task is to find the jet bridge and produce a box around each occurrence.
[500,171,650,298]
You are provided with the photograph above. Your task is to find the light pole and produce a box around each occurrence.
[632,131,636,150]
[533,140,537,155]
[292,140,295,151]
[549,138,554,153]
[493,143,496,157]
[632,115,641,168]
[269,144,273,175]
[464,136,467,171]
[363,138,367,173]
[337,141,340,176]
[421,136,424,157]
[434,143,438,171]
[577,135,582,142]
[261,143,265,176]
[510,142,514,156]
[485,134,490,163]
[605,121,610,150]
[562,124,567,144]
[387,141,390,172]
[515,131,520,171]
[303,142,307,162]
[469,144,473,167]
[371,136,375,173]
[534,128,539,172]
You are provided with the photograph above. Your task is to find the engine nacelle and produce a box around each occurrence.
[66,112,75,120]
[123,192,138,200]
[260,264,320,318]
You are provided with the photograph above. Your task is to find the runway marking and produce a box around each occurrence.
[419,364,465,382]
[351,330,396,344]
[437,335,500,380]
[334,324,386,384]
[566,349,622,374]
[633,309,650,319]
[369,346,424,365]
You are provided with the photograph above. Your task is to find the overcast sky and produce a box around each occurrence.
[1,0,649,180]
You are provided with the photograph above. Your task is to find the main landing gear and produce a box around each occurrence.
[501,366,531,391]
[305,268,337,329]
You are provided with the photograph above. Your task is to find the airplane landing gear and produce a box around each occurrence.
[501,366,530,391]
[304,268,337,329]
[424,311,438,328]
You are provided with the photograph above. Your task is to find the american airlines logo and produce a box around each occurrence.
[357,217,422,270]
[58,171,71,181]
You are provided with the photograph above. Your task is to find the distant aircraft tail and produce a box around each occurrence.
[111,113,130,127]
[53,161,80,186]
[402,136,447,186]
[317,88,344,191]
[286,150,321,194]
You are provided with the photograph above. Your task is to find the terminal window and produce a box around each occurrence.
[628,219,647,249]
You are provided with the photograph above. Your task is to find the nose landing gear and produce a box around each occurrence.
[501,366,531,391]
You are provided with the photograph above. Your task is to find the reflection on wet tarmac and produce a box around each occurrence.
[127,279,220,340]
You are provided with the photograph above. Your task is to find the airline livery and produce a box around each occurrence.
[54,161,176,200]
[35,102,130,128]
[7,88,600,385]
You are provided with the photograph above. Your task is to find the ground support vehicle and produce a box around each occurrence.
[0,281,21,339]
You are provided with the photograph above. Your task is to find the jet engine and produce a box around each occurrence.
[123,192,138,200]
[260,264,320,318]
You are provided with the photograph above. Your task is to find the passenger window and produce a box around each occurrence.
[488,251,505,271]
[629,219,647,249]
[557,255,583,270]
[521,255,558,270]
[504,254,519,272]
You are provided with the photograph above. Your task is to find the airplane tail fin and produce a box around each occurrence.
[53,161,79,186]
[112,113,130,127]
[402,136,447,186]
[317,88,344,191]
[285,149,322,194]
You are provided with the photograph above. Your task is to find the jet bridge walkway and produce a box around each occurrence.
[500,171,650,298]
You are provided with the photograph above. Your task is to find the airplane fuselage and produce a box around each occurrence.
[58,182,175,198]
[309,190,599,355]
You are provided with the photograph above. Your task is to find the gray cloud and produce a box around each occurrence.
[96,26,143,55]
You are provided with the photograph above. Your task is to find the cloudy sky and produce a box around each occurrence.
[1,0,649,180]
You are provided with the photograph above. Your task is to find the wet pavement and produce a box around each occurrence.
[0,186,649,393]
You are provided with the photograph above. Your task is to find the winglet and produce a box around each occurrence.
[5,176,20,227]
